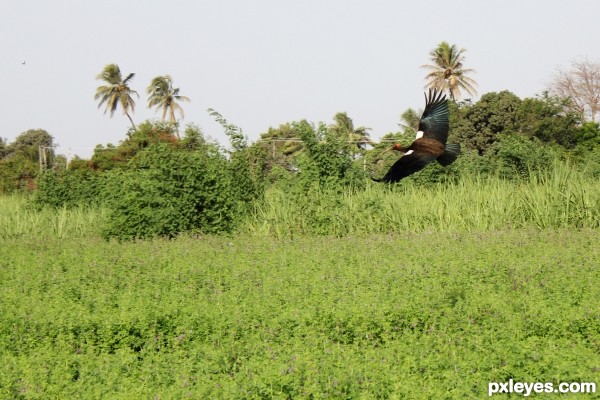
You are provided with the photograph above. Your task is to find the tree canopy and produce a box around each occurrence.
[94,64,138,129]
[421,41,478,101]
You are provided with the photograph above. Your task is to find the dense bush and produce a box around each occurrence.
[34,169,105,208]
[491,135,562,179]
[23,92,600,239]
[0,129,55,193]
[102,144,236,240]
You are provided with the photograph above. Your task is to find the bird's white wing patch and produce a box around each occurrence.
[404,150,414,155]
[415,131,424,139]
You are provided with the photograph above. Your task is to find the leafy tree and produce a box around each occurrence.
[89,121,179,171]
[491,135,559,179]
[180,123,209,151]
[293,120,357,186]
[5,129,54,163]
[517,93,580,147]
[260,123,303,157]
[147,75,190,137]
[0,137,6,159]
[329,112,372,154]
[421,41,478,101]
[451,91,522,155]
[254,123,304,183]
[573,122,600,153]
[0,129,54,192]
[0,154,38,192]
[95,64,138,129]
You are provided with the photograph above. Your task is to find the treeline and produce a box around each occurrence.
[2,91,599,239]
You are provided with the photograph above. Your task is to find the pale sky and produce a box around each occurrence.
[2,0,599,158]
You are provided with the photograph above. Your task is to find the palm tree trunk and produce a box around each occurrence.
[448,88,456,102]
[126,112,136,130]
[169,109,180,139]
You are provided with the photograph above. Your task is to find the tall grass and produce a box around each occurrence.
[242,161,600,237]
[3,161,599,240]
[0,195,106,239]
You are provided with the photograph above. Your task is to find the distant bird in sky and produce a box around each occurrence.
[373,89,460,183]
[22,61,26,65]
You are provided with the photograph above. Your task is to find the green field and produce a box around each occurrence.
[1,227,599,398]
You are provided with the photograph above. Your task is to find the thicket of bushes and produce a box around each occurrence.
[2,91,599,239]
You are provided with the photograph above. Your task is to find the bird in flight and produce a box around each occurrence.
[373,89,460,183]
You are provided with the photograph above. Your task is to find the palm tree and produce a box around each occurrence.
[94,64,138,129]
[147,75,190,137]
[399,108,421,134]
[330,112,372,149]
[421,41,477,101]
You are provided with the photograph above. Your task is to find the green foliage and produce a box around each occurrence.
[574,121,600,153]
[102,144,235,240]
[243,161,600,237]
[5,129,54,162]
[451,91,522,155]
[1,231,599,398]
[146,75,190,131]
[208,108,247,152]
[491,135,560,179]
[90,120,179,171]
[95,63,138,128]
[0,129,55,193]
[208,109,266,213]
[34,169,105,208]
[0,195,105,239]
[228,145,267,208]
[518,93,581,147]
[24,91,600,239]
[0,152,38,193]
[0,137,6,158]
[293,120,362,187]
[179,123,208,151]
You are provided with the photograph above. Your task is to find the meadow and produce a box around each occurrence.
[1,168,600,398]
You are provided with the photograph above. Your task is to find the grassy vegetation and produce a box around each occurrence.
[0,195,106,240]
[1,165,599,398]
[1,231,599,398]
[244,163,600,237]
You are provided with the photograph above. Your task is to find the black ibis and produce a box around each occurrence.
[373,89,460,183]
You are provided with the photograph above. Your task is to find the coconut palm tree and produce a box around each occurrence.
[94,64,138,129]
[399,108,421,134]
[330,112,372,150]
[421,41,477,101]
[147,75,190,137]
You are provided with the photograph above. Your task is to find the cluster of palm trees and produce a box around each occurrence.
[94,42,477,137]
[94,64,190,136]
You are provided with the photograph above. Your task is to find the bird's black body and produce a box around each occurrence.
[373,89,460,183]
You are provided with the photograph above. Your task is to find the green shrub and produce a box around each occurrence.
[491,135,560,179]
[34,169,105,208]
[102,144,235,240]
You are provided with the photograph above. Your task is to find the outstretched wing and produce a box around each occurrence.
[418,89,449,144]
[373,152,437,183]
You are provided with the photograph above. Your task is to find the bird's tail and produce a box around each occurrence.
[437,143,461,166]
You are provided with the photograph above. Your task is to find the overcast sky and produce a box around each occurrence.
[2,0,599,158]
